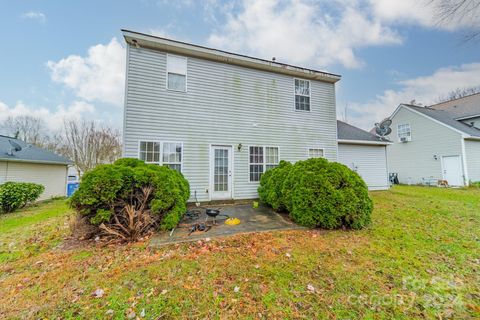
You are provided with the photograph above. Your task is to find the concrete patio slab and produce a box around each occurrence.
[150,203,305,247]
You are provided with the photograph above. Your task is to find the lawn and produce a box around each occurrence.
[0,186,479,319]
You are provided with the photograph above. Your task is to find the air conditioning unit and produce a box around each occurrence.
[400,137,408,143]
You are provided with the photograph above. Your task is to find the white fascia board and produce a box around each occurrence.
[122,30,341,83]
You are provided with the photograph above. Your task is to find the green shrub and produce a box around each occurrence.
[0,182,44,213]
[470,181,480,188]
[70,158,190,233]
[258,158,373,230]
[258,160,292,211]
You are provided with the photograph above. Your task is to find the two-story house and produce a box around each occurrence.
[387,93,480,186]
[122,30,389,201]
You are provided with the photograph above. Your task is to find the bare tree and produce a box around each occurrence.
[59,119,122,175]
[0,115,50,147]
[429,0,480,41]
[436,86,480,102]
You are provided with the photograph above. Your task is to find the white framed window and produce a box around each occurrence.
[265,147,279,170]
[139,141,160,164]
[162,142,183,172]
[397,124,411,141]
[138,140,182,172]
[166,54,187,92]
[249,146,280,182]
[294,79,310,111]
[308,148,324,158]
[249,146,264,182]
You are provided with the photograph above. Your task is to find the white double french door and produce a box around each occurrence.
[210,145,233,200]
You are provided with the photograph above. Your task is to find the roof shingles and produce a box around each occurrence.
[401,104,480,137]
[0,135,72,165]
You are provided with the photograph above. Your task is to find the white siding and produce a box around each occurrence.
[387,107,465,185]
[465,140,480,182]
[0,161,67,200]
[123,45,338,201]
[337,144,389,190]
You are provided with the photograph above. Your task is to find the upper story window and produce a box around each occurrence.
[295,79,310,111]
[397,124,411,141]
[167,55,187,92]
[308,148,324,158]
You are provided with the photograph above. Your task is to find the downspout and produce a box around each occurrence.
[461,137,469,186]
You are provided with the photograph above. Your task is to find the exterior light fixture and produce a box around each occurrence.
[238,143,243,151]
[433,155,438,160]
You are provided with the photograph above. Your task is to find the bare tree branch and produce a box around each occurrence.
[429,0,480,42]
[59,119,122,175]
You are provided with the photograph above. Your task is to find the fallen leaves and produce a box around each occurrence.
[92,289,104,298]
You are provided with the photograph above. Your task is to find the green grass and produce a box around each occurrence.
[0,186,479,319]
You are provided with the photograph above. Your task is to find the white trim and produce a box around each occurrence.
[461,138,469,185]
[337,139,392,146]
[209,144,234,200]
[293,78,311,112]
[0,159,70,166]
[122,30,341,83]
[390,104,469,137]
[455,113,480,121]
[122,44,130,157]
[166,54,188,93]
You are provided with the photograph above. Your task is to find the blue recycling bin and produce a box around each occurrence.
[67,182,79,197]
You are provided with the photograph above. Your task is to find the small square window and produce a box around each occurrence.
[397,124,411,141]
[308,148,324,158]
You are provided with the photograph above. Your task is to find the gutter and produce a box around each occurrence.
[463,136,480,141]
[122,29,341,84]
[337,139,392,146]
[0,158,72,166]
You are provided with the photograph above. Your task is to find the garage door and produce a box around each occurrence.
[337,143,389,190]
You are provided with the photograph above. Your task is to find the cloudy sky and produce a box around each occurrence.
[1,0,479,131]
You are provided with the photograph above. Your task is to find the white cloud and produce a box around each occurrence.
[369,0,479,30]
[208,0,402,69]
[0,100,95,131]
[21,11,46,23]
[47,38,126,107]
[346,62,480,130]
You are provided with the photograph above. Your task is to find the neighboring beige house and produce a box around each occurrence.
[387,93,480,186]
[0,135,72,200]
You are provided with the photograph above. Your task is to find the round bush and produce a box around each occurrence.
[258,158,373,230]
[258,160,292,211]
[70,158,190,231]
[0,182,44,213]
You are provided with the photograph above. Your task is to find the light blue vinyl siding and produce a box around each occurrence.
[124,45,337,201]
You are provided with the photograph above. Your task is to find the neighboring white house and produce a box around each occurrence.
[122,30,341,201]
[337,121,391,190]
[387,93,480,186]
[0,135,72,200]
